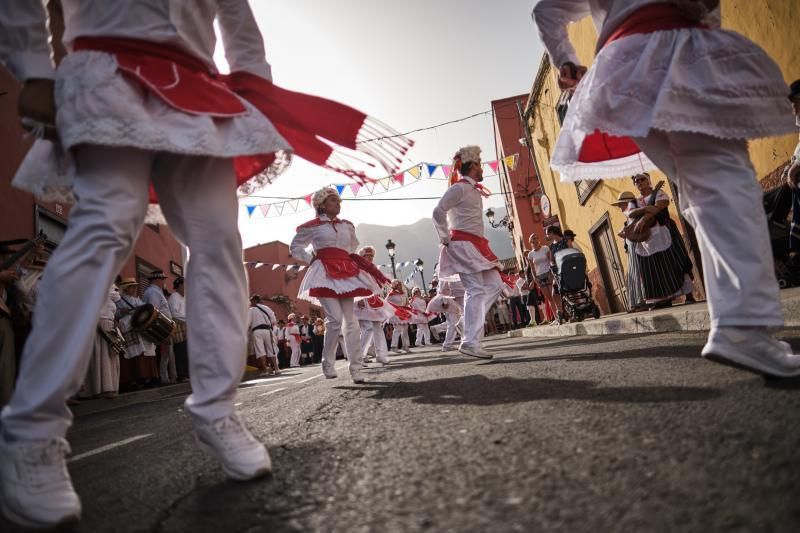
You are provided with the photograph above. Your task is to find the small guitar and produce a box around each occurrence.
[618,181,665,243]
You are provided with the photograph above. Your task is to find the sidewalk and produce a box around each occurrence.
[509,286,800,339]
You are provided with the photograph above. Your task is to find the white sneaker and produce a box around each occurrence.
[701,327,800,378]
[441,344,456,352]
[458,344,493,360]
[0,437,81,528]
[322,361,338,379]
[195,414,272,480]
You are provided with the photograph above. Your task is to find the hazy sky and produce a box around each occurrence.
[219,1,545,247]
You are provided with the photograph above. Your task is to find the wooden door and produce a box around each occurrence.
[590,214,627,313]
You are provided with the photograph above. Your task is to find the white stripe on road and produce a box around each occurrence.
[298,374,325,384]
[69,434,153,463]
[257,387,287,397]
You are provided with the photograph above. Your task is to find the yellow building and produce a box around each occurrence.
[523,0,799,314]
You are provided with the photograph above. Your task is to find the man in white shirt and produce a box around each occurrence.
[248,295,279,376]
[432,145,504,359]
[143,270,176,385]
[168,276,188,381]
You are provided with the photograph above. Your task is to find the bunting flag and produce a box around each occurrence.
[240,158,509,220]
[271,264,281,271]
[503,154,519,171]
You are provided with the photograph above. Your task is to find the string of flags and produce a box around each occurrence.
[242,154,520,219]
[243,261,307,272]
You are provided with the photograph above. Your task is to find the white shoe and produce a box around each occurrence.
[390,348,402,354]
[376,356,390,365]
[403,348,411,354]
[321,361,338,379]
[195,414,272,480]
[441,344,456,352]
[0,437,81,528]
[701,327,800,378]
[458,344,493,360]
[351,370,366,384]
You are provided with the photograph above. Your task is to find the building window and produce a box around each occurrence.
[135,257,160,297]
[34,205,67,247]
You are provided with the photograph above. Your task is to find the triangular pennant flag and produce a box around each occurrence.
[426,164,438,177]
[286,265,296,272]
[442,165,452,178]
[298,265,306,272]
[271,264,281,271]
[303,194,313,206]
[504,154,519,171]
[288,200,299,212]
[393,172,405,186]
[335,184,346,196]
[408,166,422,179]
[365,183,375,194]
[489,160,499,174]
[260,204,270,217]
[255,262,266,268]
[379,178,391,191]
[275,202,285,216]
[350,183,361,196]
[246,205,257,217]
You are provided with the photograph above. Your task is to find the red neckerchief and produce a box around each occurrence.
[296,217,350,233]
[457,179,491,198]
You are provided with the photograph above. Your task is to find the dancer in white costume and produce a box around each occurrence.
[532,0,800,377]
[386,280,412,353]
[427,291,463,352]
[0,1,290,526]
[433,146,505,359]
[285,314,302,368]
[409,288,432,347]
[291,188,389,382]
[354,246,393,365]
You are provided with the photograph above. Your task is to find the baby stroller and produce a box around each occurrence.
[763,184,800,288]
[554,248,601,322]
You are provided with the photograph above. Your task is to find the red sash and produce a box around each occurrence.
[577,3,707,167]
[71,37,412,199]
[312,248,391,285]
[366,295,385,308]
[449,230,498,263]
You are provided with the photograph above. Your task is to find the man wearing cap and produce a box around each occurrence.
[143,271,176,385]
[168,277,188,381]
[248,295,279,376]
[433,146,504,359]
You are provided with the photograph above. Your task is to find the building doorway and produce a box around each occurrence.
[589,213,628,314]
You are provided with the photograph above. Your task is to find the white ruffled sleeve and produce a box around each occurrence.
[531,0,591,68]
[290,226,315,264]
[0,0,55,81]
[432,185,464,241]
[216,0,272,80]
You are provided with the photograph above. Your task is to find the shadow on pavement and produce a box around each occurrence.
[480,347,698,366]
[337,375,721,406]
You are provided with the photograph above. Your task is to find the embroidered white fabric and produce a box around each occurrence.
[354,299,393,323]
[11,51,291,219]
[296,262,383,305]
[552,28,795,182]
[436,241,501,279]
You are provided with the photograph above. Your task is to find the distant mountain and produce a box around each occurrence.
[355,206,515,287]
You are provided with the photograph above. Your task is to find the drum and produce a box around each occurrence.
[131,304,176,344]
[172,319,187,344]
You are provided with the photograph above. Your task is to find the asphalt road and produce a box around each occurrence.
[3,330,800,533]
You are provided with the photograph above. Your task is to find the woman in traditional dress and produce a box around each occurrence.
[290,187,389,383]
[625,173,694,308]
[611,191,646,312]
[409,287,431,347]
[116,278,159,390]
[354,246,393,365]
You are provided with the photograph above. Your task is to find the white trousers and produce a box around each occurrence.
[359,321,389,363]
[319,297,363,377]
[159,343,177,384]
[634,131,782,328]
[1,146,248,440]
[252,329,275,358]
[390,323,410,350]
[289,339,301,367]
[459,269,504,348]
[443,313,461,346]
[415,324,431,346]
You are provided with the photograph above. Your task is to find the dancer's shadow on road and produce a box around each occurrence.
[340,374,720,406]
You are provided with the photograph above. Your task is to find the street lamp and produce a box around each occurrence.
[414,258,426,291]
[485,207,510,228]
[385,239,397,279]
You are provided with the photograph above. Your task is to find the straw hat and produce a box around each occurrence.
[612,191,636,206]
[118,277,139,288]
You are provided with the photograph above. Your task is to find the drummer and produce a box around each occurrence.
[143,270,176,385]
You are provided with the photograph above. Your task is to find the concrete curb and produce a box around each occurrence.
[509,288,800,339]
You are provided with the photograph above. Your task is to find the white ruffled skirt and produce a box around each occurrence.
[552,28,795,182]
[12,51,291,213]
[297,260,383,305]
[437,241,501,280]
